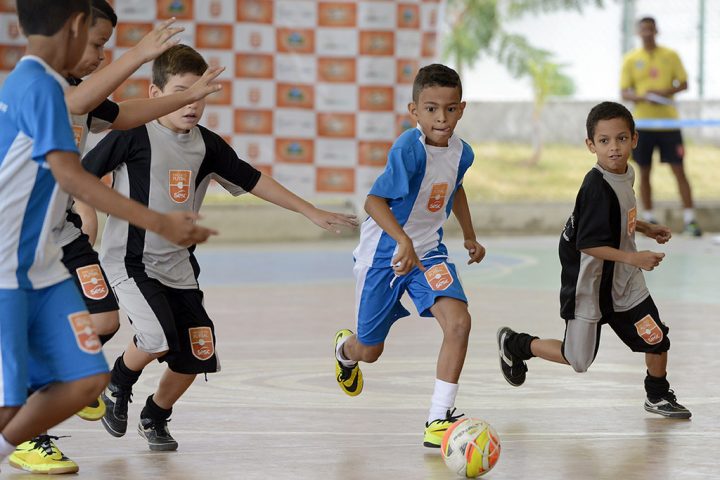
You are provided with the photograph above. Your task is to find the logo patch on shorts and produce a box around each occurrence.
[634,314,663,345]
[169,170,192,203]
[627,206,637,236]
[427,183,448,212]
[68,312,101,354]
[424,263,453,291]
[76,264,108,300]
[72,124,84,148]
[189,327,214,361]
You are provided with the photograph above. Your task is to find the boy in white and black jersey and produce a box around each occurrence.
[80,45,357,451]
[496,101,690,419]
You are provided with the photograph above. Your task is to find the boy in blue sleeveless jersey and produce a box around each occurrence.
[0,0,214,469]
[333,64,486,448]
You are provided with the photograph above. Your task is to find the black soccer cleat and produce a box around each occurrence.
[644,390,692,419]
[497,327,528,387]
[138,417,179,451]
[101,382,133,437]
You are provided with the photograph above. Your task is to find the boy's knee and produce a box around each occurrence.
[75,372,110,399]
[444,312,472,340]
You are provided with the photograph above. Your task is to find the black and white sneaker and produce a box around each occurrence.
[138,417,179,451]
[644,390,692,419]
[101,382,132,437]
[497,327,527,387]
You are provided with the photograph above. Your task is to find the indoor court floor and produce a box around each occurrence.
[3,235,718,479]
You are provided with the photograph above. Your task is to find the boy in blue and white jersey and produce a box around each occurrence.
[0,0,214,467]
[333,64,486,448]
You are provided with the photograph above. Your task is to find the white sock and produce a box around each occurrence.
[683,208,695,224]
[428,379,459,423]
[0,433,17,460]
[335,336,356,367]
[642,210,657,222]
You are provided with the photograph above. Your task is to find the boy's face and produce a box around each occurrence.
[637,21,657,44]
[150,73,205,133]
[71,18,114,78]
[408,85,465,147]
[586,118,638,174]
[65,12,90,72]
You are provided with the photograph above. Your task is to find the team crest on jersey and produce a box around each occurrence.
[72,124,84,148]
[68,312,102,354]
[169,170,192,203]
[424,263,454,291]
[627,206,637,236]
[634,314,663,345]
[76,265,108,300]
[189,327,214,361]
[427,183,448,212]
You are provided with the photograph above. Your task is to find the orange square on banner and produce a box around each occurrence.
[397,3,420,29]
[235,54,274,78]
[276,28,315,54]
[359,142,391,167]
[317,114,356,138]
[204,111,222,130]
[0,45,24,70]
[396,114,415,136]
[113,78,150,102]
[277,84,315,110]
[318,2,357,27]
[359,31,395,56]
[196,24,234,49]
[316,167,355,193]
[397,59,418,84]
[206,80,233,106]
[237,0,273,23]
[422,32,438,57]
[157,0,194,19]
[359,86,394,111]
[234,110,273,135]
[115,23,153,48]
[318,58,356,83]
[275,139,314,164]
[0,0,16,12]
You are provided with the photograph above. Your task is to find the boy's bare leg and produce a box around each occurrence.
[430,297,470,383]
[91,311,120,337]
[1,374,108,445]
[341,335,384,363]
[645,351,667,377]
[123,340,165,371]
[530,339,569,365]
[153,369,195,410]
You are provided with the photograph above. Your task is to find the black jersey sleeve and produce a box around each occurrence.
[574,169,617,250]
[87,98,120,134]
[81,129,132,178]
[197,125,261,193]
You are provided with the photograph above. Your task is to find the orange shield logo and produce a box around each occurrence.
[68,312,101,354]
[627,206,637,236]
[76,265,108,300]
[634,315,663,345]
[169,170,192,204]
[189,327,215,361]
[424,263,454,291]
[427,183,448,212]
[72,124,84,148]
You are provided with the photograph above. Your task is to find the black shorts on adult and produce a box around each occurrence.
[632,129,684,166]
[603,295,670,354]
[62,234,119,314]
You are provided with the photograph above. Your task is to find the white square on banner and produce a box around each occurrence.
[198,50,235,77]
[271,164,315,198]
[232,135,274,165]
[233,80,276,109]
[275,54,317,84]
[275,1,317,28]
[113,49,153,79]
[316,84,358,113]
[395,85,413,114]
[357,57,395,85]
[274,109,316,138]
[170,21,196,47]
[316,139,358,167]
[316,29,358,57]
[113,0,157,21]
[357,113,396,141]
[356,166,385,197]
[202,107,234,136]
[358,2,396,29]
[234,24,275,53]
[421,3,441,31]
[395,30,422,58]
[0,14,22,45]
[194,0,236,24]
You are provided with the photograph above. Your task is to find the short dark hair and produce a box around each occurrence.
[152,45,208,90]
[412,64,462,103]
[637,16,656,27]
[91,0,117,27]
[586,101,636,140]
[17,0,90,36]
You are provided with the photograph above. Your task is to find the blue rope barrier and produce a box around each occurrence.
[635,118,720,129]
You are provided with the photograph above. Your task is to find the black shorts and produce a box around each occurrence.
[62,235,119,314]
[112,275,219,375]
[632,130,684,166]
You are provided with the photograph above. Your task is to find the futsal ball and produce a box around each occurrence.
[441,418,501,478]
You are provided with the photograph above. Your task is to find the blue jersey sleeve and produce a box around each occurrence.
[368,145,417,200]
[20,77,78,161]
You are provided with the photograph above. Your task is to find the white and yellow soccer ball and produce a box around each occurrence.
[441,418,501,478]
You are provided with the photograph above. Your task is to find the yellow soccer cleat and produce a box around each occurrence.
[334,329,363,397]
[423,408,465,448]
[8,435,79,475]
[75,395,106,421]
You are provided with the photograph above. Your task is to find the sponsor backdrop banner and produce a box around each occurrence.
[0,0,443,198]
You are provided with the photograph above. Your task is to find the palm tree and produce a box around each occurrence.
[443,0,604,165]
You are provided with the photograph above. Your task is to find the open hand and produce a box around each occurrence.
[307,208,359,234]
[134,18,184,63]
[186,66,226,102]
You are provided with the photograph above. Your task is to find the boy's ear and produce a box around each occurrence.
[631,131,639,148]
[585,138,596,153]
[458,100,466,118]
[407,102,417,119]
[149,83,162,98]
[69,11,88,39]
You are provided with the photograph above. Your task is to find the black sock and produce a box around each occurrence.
[99,325,120,346]
[644,370,670,400]
[505,332,538,361]
[141,394,172,422]
[110,354,142,389]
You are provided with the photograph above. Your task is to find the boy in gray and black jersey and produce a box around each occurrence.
[80,45,357,451]
[496,102,690,419]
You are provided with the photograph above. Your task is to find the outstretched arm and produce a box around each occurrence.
[451,185,485,265]
[249,174,357,234]
[580,246,665,271]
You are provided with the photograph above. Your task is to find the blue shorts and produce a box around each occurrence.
[0,279,109,406]
[354,256,467,345]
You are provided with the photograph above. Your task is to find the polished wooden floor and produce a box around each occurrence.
[3,235,718,479]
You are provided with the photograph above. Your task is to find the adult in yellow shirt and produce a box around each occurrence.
[620,17,701,236]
